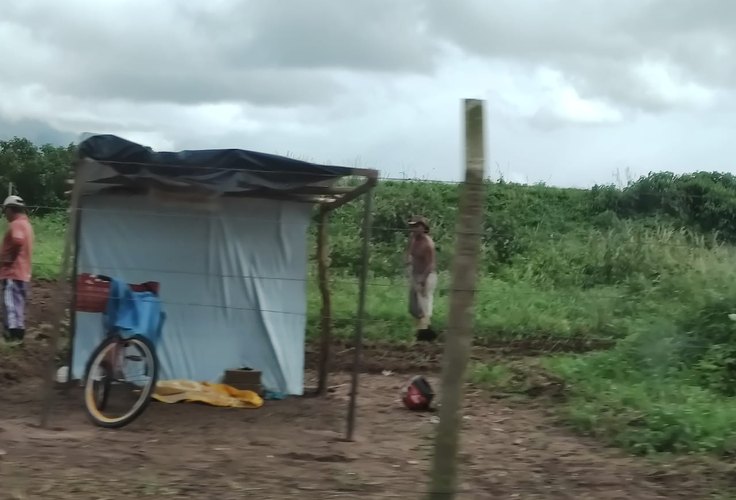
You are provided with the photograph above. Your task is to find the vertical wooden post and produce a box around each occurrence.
[39,168,82,428]
[345,187,374,441]
[64,188,83,390]
[316,206,332,395]
[427,99,486,499]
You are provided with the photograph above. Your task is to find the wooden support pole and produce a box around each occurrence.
[323,175,377,212]
[345,187,374,441]
[63,194,84,390]
[316,207,332,396]
[39,167,83,428]
[427,99,486,499]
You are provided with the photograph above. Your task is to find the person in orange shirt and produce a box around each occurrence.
[1,195,34,344]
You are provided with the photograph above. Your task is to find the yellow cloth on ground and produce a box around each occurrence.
[153,380,263,408]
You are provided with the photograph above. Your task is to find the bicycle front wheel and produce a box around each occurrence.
[83,334,159,429]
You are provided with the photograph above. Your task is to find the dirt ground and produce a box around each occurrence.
[1,282,734,499]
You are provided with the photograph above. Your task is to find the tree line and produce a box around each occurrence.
[0,137,75,211]
[4,136,736,246]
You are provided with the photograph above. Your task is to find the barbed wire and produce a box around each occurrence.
[17,182,736,213]
[15,257,736,296]
[7,293,720,352]
[4,203,736,252]
[12,201,736,338]
[16,192,736,214]
[2,174,734,356]
[14,281,730,353]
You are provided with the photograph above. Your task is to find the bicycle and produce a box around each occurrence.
[77,274,163,428]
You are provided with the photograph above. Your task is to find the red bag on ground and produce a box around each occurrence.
[402,375,435,411]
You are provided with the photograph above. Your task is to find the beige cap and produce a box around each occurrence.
[408,215,430,232]
[3,195,25,208]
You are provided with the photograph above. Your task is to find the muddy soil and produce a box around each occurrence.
[2,374,732,499]
[0,281,732,499]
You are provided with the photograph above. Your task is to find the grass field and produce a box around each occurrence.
[10,172,736,458]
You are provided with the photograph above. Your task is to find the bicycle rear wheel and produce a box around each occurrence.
[83,334,159,429]
[92,360,112,412]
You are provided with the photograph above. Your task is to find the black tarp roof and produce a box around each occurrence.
[77,134,356,194]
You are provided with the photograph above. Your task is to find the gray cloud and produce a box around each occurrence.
[0,117,75,145]
[206,0,438,72]
[55,68,343,106]
[1,0,437,106]
[3,0,734,112]
[1,0,736,186]
[423,0,735,112]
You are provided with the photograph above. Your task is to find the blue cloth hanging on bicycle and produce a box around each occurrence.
[105,278,165,345]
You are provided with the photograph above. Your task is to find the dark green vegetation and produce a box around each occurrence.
[5,136,736,456]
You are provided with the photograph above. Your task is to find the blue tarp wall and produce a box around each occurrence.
[70,135,352,395]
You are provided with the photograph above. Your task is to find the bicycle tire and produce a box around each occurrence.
[93,360,112,412]
[83,334,159,429]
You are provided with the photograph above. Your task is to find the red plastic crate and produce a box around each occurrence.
[74,274,160,313]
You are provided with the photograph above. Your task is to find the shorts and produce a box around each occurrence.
[3,279,28,331]
[409,272,437,320]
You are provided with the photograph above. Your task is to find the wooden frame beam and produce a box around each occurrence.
[40,165,83,428]
[322,174,378,213]
[345,187,374,441]
[315,206,332,396]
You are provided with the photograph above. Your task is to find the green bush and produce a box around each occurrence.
[549,351,736,455]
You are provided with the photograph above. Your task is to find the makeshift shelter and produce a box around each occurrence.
[60,134,376,429]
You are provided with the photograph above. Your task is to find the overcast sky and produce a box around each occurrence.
[1,0,734,186]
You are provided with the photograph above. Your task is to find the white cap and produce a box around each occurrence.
[3,195,25,208]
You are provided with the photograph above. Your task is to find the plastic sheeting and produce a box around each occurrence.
[71,194,311,395]
[77,134,353,194]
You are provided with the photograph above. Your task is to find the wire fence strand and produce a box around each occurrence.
[4,176,736,357]
[5,202,734,252]
[15,270,731,353]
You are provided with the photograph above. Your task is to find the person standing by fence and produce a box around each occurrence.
[407,215,437,342]
[1,195,34,344]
